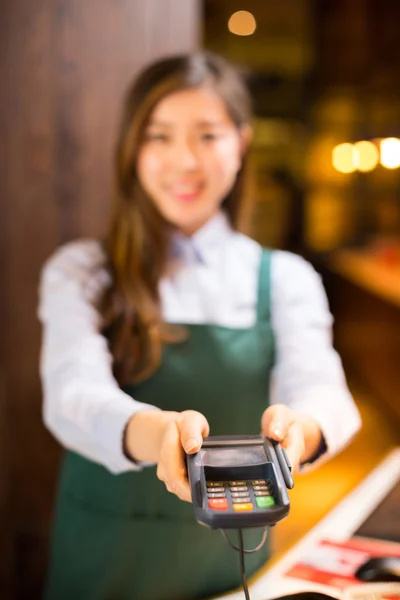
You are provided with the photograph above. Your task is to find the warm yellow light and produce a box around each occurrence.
[332,143,356,173]
[228,11,257,36]
[380,137,400,169]
[353,141,379,172]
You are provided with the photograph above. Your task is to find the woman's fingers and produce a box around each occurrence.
[261,404,294,442]
[261,404,305,473]
[157,411,210,503]
[179,410,210,454]
[158,420,191,502]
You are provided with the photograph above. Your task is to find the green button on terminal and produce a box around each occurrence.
[256,496,275,508]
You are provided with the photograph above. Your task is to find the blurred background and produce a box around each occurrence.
[1,0,400,598]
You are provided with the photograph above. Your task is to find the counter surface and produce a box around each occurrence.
[214,448,400,600]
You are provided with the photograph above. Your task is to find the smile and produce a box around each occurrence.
[167,183,205,202]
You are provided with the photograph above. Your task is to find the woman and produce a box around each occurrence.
[39,51,361,600]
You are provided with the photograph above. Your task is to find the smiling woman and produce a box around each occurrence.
[38,51,361,600]
[103,52,255,385]
[137,87,251,234]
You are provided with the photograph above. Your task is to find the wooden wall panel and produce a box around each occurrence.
[0,1,200,597]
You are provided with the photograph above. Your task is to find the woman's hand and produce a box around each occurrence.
[124,409,210,502]
[261,404,323,474]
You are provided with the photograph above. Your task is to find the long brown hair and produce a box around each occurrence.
[99,51,254,385]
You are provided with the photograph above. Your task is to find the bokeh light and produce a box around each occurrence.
[332,143,356,173]
[228,11,257,36]
[353,141,379,172]
[380,137,400,169]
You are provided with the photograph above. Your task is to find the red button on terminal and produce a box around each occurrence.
[208,498,228,510]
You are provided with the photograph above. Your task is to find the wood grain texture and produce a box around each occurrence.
[0,1,200,597]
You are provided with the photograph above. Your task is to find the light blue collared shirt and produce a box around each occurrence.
[38,212,361,473]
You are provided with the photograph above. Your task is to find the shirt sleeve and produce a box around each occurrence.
[270,251,362,468]
[38,240,160,474]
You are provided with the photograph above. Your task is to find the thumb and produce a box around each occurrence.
[179,410,210,454]
[261,404,294,442]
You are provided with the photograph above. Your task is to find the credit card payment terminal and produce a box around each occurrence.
[187,435,294,530]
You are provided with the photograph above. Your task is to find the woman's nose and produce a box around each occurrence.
[170,139,200,169]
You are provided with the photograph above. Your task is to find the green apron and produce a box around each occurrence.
[45,249,275,600]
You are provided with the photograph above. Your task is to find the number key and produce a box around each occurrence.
[232,496,251,504]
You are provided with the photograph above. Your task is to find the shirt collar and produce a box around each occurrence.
[170,211,233,266]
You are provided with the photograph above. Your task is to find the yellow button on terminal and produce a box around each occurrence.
[233,503,253,511]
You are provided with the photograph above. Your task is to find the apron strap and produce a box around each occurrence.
[256,249,272,322]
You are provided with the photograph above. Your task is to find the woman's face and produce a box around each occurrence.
[137,86,249,235]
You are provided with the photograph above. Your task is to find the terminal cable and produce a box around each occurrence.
[221,527,269,600]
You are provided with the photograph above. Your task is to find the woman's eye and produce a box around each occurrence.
[201,133,218,141]
[145,133,169,142]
